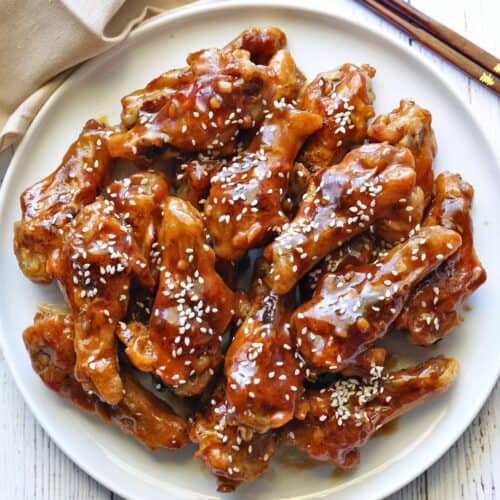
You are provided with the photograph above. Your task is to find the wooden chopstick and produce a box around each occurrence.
[358,0,500,95]
[379,0,500,76]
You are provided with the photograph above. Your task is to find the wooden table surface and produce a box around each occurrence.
[0,0,498,498]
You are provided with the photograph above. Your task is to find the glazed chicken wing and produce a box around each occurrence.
[106,171,169,281]
[107,27,305,162]
[264,143,417,294]
[48,199,153,404]
[225,259,303,433]
[119,27,286,130]
[301,233,376,300]
[368,99,436,205]
[176,156,224,209]
[396,172,486,344]
[118,196,235,396]
[298,64,376,170]
[368,100,437,242]
[284,356,458,467]
[292,226,461,372]
[189,381,277,492]
[205,106,322,260]
[373,184,426,244]
[14,120,112,283]
[23,310,189,450]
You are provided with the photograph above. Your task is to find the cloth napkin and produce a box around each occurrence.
[0,0,195,151]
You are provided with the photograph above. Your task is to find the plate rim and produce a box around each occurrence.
[0,1,499,499]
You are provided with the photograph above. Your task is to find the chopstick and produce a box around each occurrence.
[380,0,500,74]
[358,0,500,95]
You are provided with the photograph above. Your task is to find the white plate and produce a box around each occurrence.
[0,1,499,499]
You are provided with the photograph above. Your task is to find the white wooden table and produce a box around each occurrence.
[0,1,498,498]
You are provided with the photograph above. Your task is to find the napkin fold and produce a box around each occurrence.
[0,0,192,151]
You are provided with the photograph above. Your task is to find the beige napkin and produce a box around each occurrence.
[0,0,194,151]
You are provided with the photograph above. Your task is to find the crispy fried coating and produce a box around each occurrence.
[14,120,112,283]
[48,199,153,404]
[284,356,458,467]
[189,381,277,492]
[298,64,376,170]
[292,226,461,372]
[23,310,189,450]
[225,259,303,433]
[397,172,486,344]
[368,100,437,242]
[107,27,305,162]
[204,106,322,260]
[118,197,235,396]
[264,143,417,294]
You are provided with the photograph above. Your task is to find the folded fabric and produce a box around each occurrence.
[0,0,192,151]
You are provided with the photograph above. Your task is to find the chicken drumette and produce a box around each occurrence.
[264,143,417,294]
[368,100,437,242]
[225,259,303,433]
[117,196,235,396]
[204,106,322,260]
[48,199,153,404]
[292,226,461,373]
[189,380,277,492]
[298,64,376,170]
[396,172,486,344]
[107,27,305,162]
[284,356,458,467]
[14,120,112,283]
[23,310,189,450]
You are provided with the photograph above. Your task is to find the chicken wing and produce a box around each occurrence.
[298,64,376,170]
[301,233,376,300]
[48,199,153,404]
[225,259,303,433]
[119,27,287,130]
[396,172,487,344]
[14,120,112,283]
[118,196,235,396]
[204,106,322,260]
[368,99,436,205]
[368,100,436,242]
[372,185,426,244]
[106,171,169,281]
[292,226,461,372]
[23,310,189,450]
[189,381,277,492]
[176,156,224,209]
[284,356,458,468]
[264,143,417,294]
[107,27,305,162]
